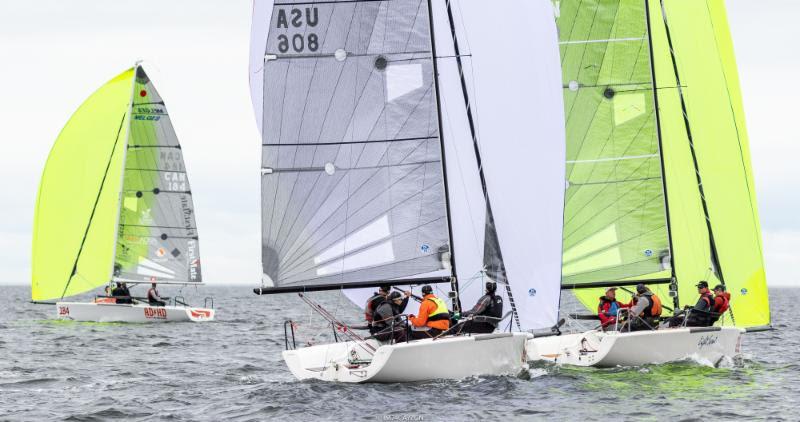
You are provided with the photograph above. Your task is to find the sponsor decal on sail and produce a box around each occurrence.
[187,240,198,281]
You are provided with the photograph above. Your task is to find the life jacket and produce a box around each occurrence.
[485,294,503,319]
[599,296,621,317]
[426,296,450,321]
[700,292,714,311]
[364,293,385,324]
[642,292,663,317]
[713,292,730,314]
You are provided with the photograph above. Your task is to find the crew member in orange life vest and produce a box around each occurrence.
[409,285,450,339]
[147,283,168,306]
[710,284,731,325]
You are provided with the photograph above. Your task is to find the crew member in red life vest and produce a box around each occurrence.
[147,283,168,306]
[597,287,630,330]
[710,284,731,325]
[365,284,391,335]
[409,285,451,339]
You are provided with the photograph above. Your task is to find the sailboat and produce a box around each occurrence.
[249,0,565,382]
[32,64,215,323]
[527,0,770,367]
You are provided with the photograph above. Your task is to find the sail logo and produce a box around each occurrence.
[274,7,319,53]
[528,288,537,297]
[187,240,199,281]
[144,307,167,319]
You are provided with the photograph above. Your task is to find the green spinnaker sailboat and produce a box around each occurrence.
[556,0,769,330]
[32,65,211,322]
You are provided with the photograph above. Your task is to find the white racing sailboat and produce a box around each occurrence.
[32,64,214,323]
[249,0,565,383]
[527,0,771,367]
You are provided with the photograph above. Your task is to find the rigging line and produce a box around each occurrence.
[60,112,128,300]
[645,0,677,288]
[658,0,725,286]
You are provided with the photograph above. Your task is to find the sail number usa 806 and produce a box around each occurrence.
[275,7,319,53]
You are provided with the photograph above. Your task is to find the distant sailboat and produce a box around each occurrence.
[32,64,214,323]
[528,0,770,367]
[249,0,565,382]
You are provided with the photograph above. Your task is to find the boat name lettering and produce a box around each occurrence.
[274,7,319,53]
[144,307,167,319]
[697,335,718,349]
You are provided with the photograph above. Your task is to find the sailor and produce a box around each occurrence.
[364,284,391,331]
[409,285,450,339]
[460,281,504,334]
[111,282,133,304]
[667,280,715,327]
[147,283,167,306]
[710,284,731,324]
[622,283,662,331]
[371,291,410,343]
[597,287,629,330]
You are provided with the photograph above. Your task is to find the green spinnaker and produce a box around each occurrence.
[556,0,769,328]
[32,69,134,301]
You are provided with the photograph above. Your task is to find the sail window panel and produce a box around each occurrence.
[115,235,200,283]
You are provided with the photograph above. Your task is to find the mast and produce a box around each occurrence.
[427,0,461,312]
[442,0,519,328]
[644,0,679,309]
[656,0,726,287]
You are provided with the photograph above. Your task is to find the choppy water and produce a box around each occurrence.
[0,285,797,421]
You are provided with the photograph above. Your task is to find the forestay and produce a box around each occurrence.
[257,0,453,290]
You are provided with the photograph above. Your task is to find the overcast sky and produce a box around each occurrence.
[0,0,797,287]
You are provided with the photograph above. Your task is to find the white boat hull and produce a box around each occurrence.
[283,332,529,383]
[55,302,215,323]
[526,326,743,367]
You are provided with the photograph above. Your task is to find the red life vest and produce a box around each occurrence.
[713,292,730,314]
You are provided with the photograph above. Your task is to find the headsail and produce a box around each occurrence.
[257,0,453,291]
[32,69,134,301]
[113,67,202,284]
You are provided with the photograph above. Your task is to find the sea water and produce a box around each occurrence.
[0,285,797,421]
